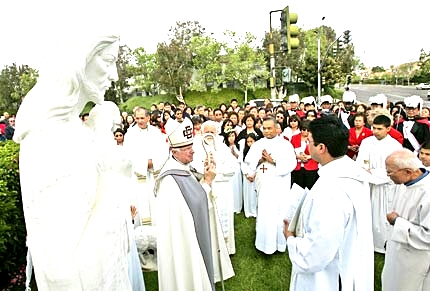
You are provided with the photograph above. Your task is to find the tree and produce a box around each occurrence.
[188,35,224,92]
[262,28,307,87]
[415,49,430,82]
[371,66,385,73]
[154,21,205,99]
[129,48,157,96]
[223,31,269,103]
[0,64,38,113]
[104,45,133,104]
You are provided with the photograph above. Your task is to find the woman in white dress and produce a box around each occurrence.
[223,129,243,213]
[239,133,260,218]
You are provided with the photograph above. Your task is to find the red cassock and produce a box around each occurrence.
[347,127,373,159]
[290,133,319,171]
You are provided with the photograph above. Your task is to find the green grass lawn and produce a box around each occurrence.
[143,212,385,291]
[21,212,384,291]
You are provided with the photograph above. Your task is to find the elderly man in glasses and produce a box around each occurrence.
[382,149,430,291]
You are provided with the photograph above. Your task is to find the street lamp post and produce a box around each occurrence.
[317,16,325,105]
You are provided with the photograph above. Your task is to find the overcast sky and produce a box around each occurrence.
[2,0,429,70]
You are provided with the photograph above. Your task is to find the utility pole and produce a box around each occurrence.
[268,11,280,99]
[317,16,325,105]
[269,35,277,99]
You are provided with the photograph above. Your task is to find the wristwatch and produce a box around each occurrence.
[272,159,276,166]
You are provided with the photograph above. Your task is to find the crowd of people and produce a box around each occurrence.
[6,85,429,290]
[5,81,430,290]
[98,89,429,290]
[8,27,427,291]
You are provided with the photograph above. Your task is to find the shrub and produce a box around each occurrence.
[0,141,27,288]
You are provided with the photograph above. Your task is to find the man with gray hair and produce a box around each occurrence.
[155,117,217,290]
[193,121,237,249]
[383,148,430,290]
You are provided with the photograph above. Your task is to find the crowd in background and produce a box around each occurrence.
[3,89,430,290]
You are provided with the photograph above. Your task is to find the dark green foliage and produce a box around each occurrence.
[0,141,26,286]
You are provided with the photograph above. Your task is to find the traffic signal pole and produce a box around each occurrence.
[269,10,283,99]
[269,7,299,99]
[317,17,325,105]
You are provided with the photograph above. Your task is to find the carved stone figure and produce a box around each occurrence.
[13,29,133,290]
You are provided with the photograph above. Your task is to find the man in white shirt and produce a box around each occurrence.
[123,107,169,226]
[284,115,374,291]
[245,117,297,254]
[356,114,402,253]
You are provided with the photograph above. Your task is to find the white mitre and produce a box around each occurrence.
[165,117,194,148]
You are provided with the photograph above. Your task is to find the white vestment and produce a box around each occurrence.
[155,157,233,290]
[382,171,430,291]
[356,135,402,253]
[240,147,257,218]
[245,136,297,254]
[123,125,169,226]
[230,144,243,213]
[191,135,238,254]
[287,156,374,291]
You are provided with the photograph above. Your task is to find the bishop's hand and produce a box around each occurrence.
[203,153,216,186]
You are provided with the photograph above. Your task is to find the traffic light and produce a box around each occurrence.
[343,30,351,45]
[337,38,344,53]
[280,6,299,53]
[332,46,337,57]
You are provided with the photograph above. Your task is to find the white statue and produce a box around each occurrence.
[13,29,134,290]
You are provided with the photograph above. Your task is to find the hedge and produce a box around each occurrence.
[0,141,27,288]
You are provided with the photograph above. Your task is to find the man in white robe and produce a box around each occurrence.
[356,114,402,253]
[191,120,238,256]
[245,117,296,254]
[383,149,430,291]
[123,107,169,226]
[284,115,374,291]
[155,118,218,291]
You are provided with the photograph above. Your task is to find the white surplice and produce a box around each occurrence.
[356,135,402,253]
[382,171,430,291]
[287,156,374,291]
[123,125,169,226]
